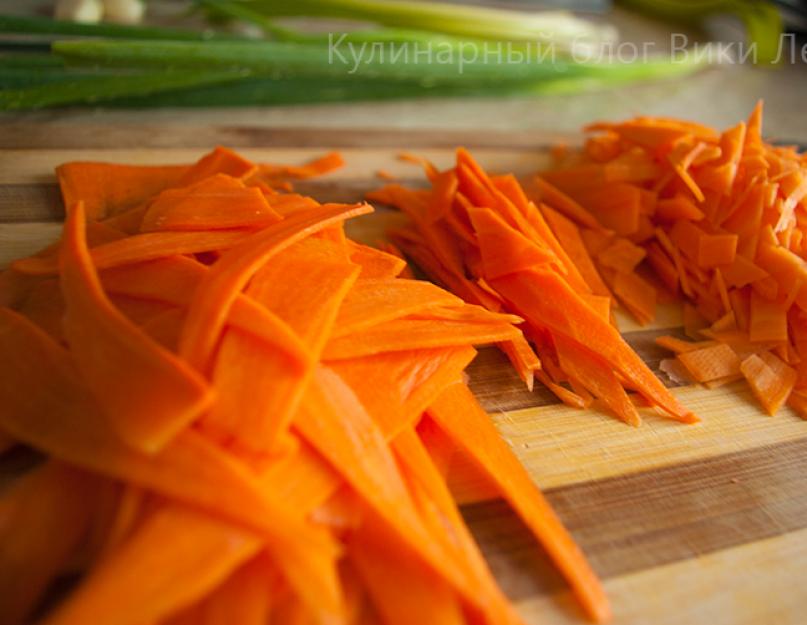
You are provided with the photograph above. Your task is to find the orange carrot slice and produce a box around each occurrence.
[56,161,189,220]
[140,174,281,232]
[179,202,372,372]
[428,382,612,624]
[59,202,213,453]
[0,461,97,625]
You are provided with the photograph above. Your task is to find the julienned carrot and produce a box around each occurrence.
[12,229,253,276]
[324,317,522,360]
[392,428,523,625]
[56,161,189,221]
[178,202,372,372]
[140,174,282,232]
[44,505,261,625]
[428,382,612,624]
[60,202,214,453]
[2,147,609,625]
[332,278,463,336]
[331,346,477,440]
[0,307,345,623]
[205,256,359,453]
[0,461,97,625]
[532,103,807,417]
[98,256,309,366]
[379,147,696,424]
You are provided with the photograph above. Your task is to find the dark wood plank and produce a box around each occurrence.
[463,436,807,600]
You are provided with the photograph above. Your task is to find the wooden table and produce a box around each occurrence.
[2,119,807,624]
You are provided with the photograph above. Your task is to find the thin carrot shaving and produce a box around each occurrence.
[377,147,696,425]
[1,147,609,625]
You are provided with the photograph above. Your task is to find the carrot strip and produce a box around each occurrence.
[676,344,742,383]
[12,230,252,276]
[205,256,359,453]
[740,352,797,415]
[0,461,97,625]
[529,177,602,230]
[178,202,372,372]
[179,146,256,185]
[295,366,478,607]
[140,174,281,232]
[348,509,465,625]
[492,269,696,422]
[347,240,407,279]
[43,505,261,625]
[555,334,641,426]
[59,203,213,453]
[0,307,343,619]
[324,318,520,360]
[333,278,462,337]
[56,161,189,220]
[542,205,612,298]
[428,383,611,624]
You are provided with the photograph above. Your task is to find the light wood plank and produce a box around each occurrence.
[495,382,807,491]
[0,223,62,266]
[515,526,807,625]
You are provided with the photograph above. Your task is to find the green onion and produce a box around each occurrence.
[0,13,243,41]
[205,0,618,52]
[52,38,708,86]
[617,0,783,64]
[0,69,248,110]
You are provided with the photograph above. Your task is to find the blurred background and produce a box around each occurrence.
[1,0,806,140]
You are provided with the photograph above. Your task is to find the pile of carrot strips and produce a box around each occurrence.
[0,147,610,625]
[373,150,697,427]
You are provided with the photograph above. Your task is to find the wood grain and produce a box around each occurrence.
[2,129,805,625]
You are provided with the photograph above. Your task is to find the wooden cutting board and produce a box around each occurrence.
[2,122,807,625]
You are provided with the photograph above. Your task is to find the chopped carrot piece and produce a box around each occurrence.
[676,343,742,383]
[740,352,797,415]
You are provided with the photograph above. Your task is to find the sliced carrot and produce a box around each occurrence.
[333,278,462,337]
[749,291,788,343]
[428,383,611,624]
[492,269,695,422]
[597,238,646,274]
[179,146,256,185]
[43,505,261,625]
[13,229,252,276]
[295,366,479,610]
[542,205,612,298]
[655,335,718,354]
[555,334,641,426]
[59,202,213,453]
[676,343,742,383]
[529,177,602,230]
[178,202,372,372]
[99,256,308,365]
[324,317,520,360]
[0,308,343,612]
[0,461,97,625]
[347,240,407,279]
[205,256,358,453]
[612,270,658,325]
[655,195,705,222]
[697,232,738,268]
[140,174,281,232]
[740,352,797,415]
[56,161,189,220]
